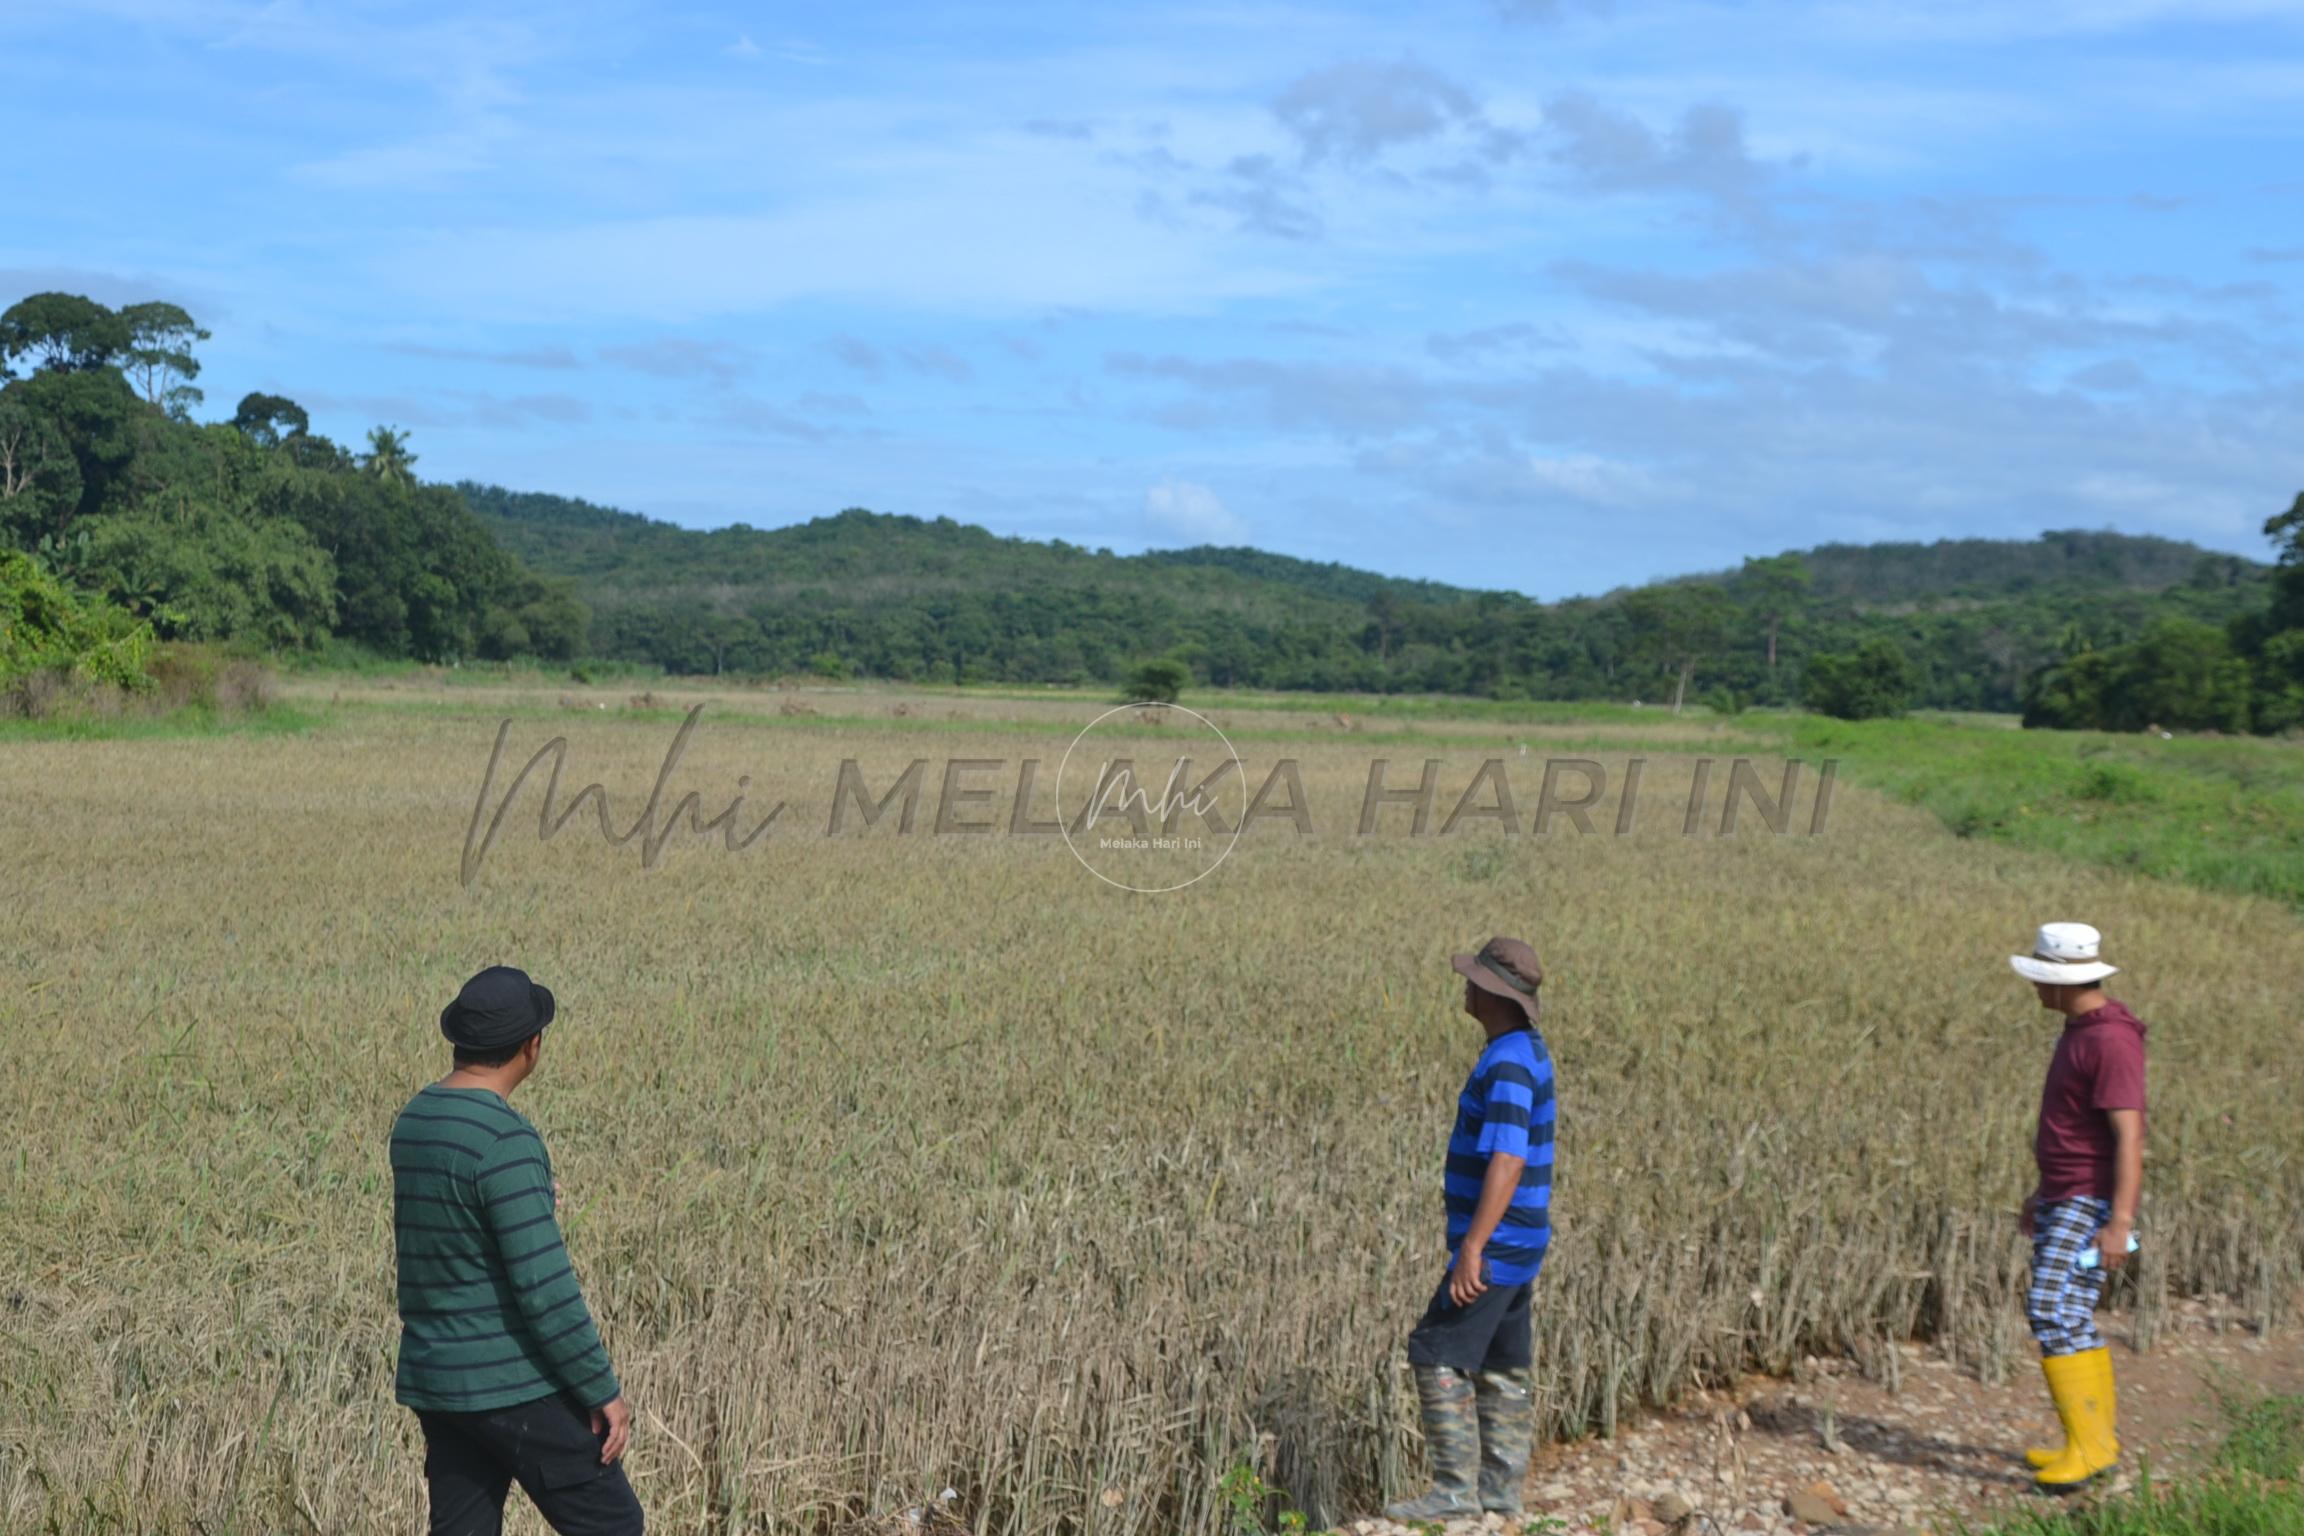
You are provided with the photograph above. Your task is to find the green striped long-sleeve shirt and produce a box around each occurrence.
[389,1083,621,1413]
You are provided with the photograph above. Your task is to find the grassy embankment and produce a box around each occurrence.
[1975,1393,2304,1536]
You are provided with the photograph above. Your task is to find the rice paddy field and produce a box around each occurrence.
[4,678,2301,1533]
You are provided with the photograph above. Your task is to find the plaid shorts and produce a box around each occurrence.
[2026,1196,2110,1356]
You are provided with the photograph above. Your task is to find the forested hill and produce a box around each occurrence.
[1761,531,2256,605]
[462,485,1487,607]
[461,482,2282,719]
[9,286,2297,733]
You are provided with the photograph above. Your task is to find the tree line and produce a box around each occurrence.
[0,291,583,695]
[2019,495,2304,733]
[6,287,2299,732]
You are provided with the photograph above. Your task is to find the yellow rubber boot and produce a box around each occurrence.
[2034,1348,2118,1492]
[2025,1346,2114,1468]
[2025,1353,2083,1475]
[2092,1349,2122,1460]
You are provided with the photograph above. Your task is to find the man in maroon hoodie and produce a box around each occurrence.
[2009,921,2146,1493]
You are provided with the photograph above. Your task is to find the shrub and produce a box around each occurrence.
[0,550,156,713]
[147,643,276,713]
[1125,656,1191,704]
[1801,637,1915,720]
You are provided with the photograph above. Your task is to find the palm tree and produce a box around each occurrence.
[363,426,417,484]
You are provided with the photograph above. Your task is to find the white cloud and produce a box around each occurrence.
[1145,479,1248,543]
[1522,452,1665,507]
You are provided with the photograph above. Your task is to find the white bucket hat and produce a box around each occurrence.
[2009,921,2119,985]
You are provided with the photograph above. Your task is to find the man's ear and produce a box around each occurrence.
[523,1032,544,1067]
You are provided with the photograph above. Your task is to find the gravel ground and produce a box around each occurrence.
[1339,1300,2304,1536]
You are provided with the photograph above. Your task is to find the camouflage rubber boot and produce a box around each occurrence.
[1384,1364,1482,1522]
[1475,1368,1534,1515]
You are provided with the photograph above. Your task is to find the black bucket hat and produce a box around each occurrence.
[440,965,556,1051]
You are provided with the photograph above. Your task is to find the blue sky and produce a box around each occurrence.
[5,1,2301,596]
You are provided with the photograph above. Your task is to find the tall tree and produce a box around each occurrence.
[0,293,130,376]
[7,368,139,530]
[2265,490,2304,633]
[231,392,311,448]
[1740,552,1811,670]
[0,393,82,518]
[1622,584,1732,713]
[119,302,211,415]
[362,426,417,484]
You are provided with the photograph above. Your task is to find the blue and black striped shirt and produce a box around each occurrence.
[1445,1027,1556,1286]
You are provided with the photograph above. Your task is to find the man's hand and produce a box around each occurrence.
[591,1395,631,1464]
[1451,1150,1523,1307]
[2018,1192,2038,1237]
[552,1178,561,1212]
[2102,1109,2143,1275]
[1448,1246,1489,1307]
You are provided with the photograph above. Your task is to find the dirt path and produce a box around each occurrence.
[1349,1302,2304,1536]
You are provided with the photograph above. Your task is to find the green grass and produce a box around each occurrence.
[0,702,327,743]
[1979,1476,2304,1536]
[277,645,666,686]
[1751,715,2304,909]
[2212,1390,2304,1482]
[1970,1394,2304,1536]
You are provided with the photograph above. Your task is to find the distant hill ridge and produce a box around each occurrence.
[463,483,2254,607]
[457,482,2268,711]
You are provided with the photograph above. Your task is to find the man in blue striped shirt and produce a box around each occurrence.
[1385,936,1557,1524]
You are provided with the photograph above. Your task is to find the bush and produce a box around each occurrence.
[0,552,276,719]
[1801,637,1915,720]
[147,643,276,713]
[2025,619,2255,734]
[0,550,156,712]
[1125,657,1190,704]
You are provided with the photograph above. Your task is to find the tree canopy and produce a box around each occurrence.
[0,292,583,666]
[467,479,2286,724]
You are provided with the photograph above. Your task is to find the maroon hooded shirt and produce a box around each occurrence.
[2034,999,2148,1202]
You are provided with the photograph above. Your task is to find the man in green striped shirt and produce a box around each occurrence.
[392,966,643,1535]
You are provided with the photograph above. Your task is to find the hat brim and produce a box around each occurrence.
[2010,955,2118,985]
[1452,951,1540,1023]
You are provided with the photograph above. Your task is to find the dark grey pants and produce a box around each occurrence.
[415,1394,644,1536]
[1406,1276,1534,1374]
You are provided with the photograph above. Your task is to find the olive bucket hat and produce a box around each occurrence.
[1451,935,1543,1025]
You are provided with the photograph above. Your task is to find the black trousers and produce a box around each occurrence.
[1406,1274,1534,1374]
[415,1394,645,1536]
